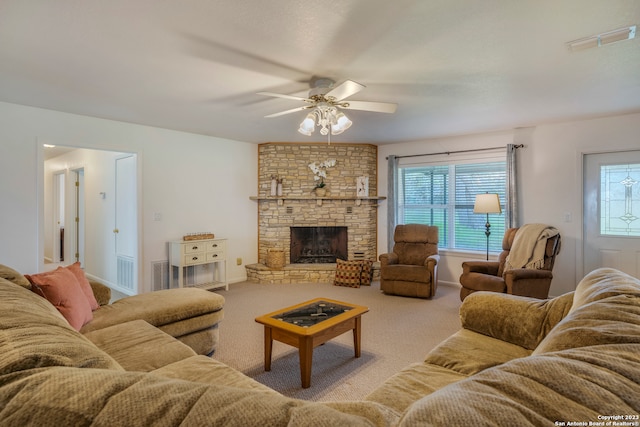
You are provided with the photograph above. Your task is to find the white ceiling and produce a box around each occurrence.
[1,0,639,145]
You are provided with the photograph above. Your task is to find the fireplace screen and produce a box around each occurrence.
[290,226,347,264]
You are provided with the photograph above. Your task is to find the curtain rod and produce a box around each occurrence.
[386,144,523,160]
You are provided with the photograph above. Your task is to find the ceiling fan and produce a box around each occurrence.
[257,77,397,136]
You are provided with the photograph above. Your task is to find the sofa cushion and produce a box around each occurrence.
[360,259,373,285]
[461,291,574,350]
[533,268,640,355]
[570,267,640,314]
[80,287,225,334]
[398,344,640,426]
[424,328,531,375]
[83,320,197,372]
[26,267,94,331]
[153,355,279,394]
[66,262,100,310]
[0,278,122,374]
[0,366,399,426]
[0,263,31,289]
[365,362,468,414]
[334,259,363,288]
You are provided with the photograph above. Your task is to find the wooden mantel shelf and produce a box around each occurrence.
[250,195,386,206]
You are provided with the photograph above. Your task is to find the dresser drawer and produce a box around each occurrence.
[184,253,206,265]
[184,243,206,254]
[206,251,225,262]
[206,241,225,252]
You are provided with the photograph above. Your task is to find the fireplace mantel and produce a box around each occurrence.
[250,195,385,206]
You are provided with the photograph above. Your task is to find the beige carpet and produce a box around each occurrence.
[212,280,462,402]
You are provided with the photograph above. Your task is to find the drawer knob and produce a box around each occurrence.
[192,246,199,250]
[212,244,218,247]
[211,254,218,258]
[192,256,198,261]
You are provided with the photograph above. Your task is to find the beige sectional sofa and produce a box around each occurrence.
[1,263,639,426]
[0,263,225,356]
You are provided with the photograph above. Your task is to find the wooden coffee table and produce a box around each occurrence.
[255,297,369,388]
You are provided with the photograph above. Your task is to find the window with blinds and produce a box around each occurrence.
[397,160,506,252]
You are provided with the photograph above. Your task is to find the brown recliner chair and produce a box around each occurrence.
[379,224,439,299]
[459,227,561,301]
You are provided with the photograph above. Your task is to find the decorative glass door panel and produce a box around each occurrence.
[600,163,640,237]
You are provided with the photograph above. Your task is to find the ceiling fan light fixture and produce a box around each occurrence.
[298,113,316,136]
[261,78,395,140]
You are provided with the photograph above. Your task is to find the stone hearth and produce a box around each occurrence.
[248,143,382,283]
[245,262,380,284]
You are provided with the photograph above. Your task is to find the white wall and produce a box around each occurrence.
[378,112,640,297]
[0,101,257,293]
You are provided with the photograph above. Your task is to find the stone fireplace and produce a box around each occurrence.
[246,143,382,284]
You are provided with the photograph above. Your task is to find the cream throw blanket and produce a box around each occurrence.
[504,223,559,271]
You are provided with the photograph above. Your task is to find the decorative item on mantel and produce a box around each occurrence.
[270,175,278,196]
[183,232,215,241]
[277,177,283,196]
[356,176,369,198]
[309,159,336,197]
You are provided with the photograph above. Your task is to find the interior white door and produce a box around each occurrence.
[583,150,640,278]
[115,155,137,291]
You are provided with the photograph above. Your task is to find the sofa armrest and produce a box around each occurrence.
[460,291,574,350]
[89,281,112,306]
[461,260,500,276]
[379,252,399,267]
[503,269,553,299]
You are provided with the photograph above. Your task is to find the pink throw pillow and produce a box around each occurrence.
[66,262,100,311]
[26,267,93,331]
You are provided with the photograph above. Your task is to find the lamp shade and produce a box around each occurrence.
[298,113,316,136]
[473,193,502,214]
[331,112,352,135]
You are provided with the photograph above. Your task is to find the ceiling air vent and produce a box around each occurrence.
[567,25,636,52]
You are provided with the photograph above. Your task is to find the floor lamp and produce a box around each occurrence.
[474,193,502,260]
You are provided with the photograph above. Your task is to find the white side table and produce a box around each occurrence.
[169,238,228,291]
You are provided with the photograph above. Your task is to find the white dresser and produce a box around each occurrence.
[169,238,228,291]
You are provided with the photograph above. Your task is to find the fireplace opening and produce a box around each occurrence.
[290,226,347,264]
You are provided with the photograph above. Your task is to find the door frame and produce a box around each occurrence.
[69,166,85,266]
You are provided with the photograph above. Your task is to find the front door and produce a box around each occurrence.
[583,150,640,277]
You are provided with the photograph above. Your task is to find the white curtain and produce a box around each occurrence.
[506,144,519,228]
[387,155,398,252]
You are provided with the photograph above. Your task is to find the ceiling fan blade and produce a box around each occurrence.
[265,106,312,118]
[341,100,398,114]
[325,80,365,101]
[257,92,312,102]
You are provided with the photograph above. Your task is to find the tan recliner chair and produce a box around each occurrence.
[379,224,439,299]
[459,226,561,301]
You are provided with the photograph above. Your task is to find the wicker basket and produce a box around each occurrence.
[266,249,285,269]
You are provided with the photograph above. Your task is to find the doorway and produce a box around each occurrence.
[43,146,139,294]
[583,150,640,277]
